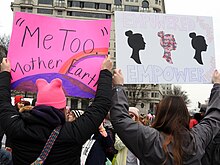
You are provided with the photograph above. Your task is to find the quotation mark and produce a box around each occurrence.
[16,18,25,27]
[101,27,108,36]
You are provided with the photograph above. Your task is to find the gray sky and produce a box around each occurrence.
[0,0,219,109]
[0,1,13,35]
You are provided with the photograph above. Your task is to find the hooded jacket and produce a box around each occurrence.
[0,69,112,165]
[110,85,220,165]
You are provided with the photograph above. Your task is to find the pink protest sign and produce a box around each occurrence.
[7,12,111,98]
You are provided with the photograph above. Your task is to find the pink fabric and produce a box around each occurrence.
[36,78,66,109]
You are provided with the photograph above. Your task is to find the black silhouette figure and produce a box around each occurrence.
[189,32,208,65]
[125,30,146,64]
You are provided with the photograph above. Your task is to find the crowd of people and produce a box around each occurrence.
[0,56,220,165]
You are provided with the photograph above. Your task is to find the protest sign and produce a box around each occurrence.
[8,12,111,98]
[115,11,215,84]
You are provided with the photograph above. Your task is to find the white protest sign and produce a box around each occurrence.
[115,11,215,84]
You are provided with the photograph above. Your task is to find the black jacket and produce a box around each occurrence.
[0,70,112,165]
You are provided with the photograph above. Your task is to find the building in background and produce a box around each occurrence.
[11,0,171,114]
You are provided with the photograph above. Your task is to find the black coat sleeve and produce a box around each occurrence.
[0,71,20,137]
[64,69,113,145]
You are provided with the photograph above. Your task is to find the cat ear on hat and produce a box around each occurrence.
[50,78,62,88]
[36,79,48,89]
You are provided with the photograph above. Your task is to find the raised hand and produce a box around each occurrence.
[212,69,220,84]
[101,55,112,72]
[112,69,124,86]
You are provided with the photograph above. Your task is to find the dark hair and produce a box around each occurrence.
[151,96,190,165]
[193,113,202,122]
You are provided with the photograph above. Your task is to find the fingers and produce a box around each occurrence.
[103,55,111,62]
[1,58,9,65]
[213,69,219,77]
[106,55,111,60]
[118,69,122,75]
[113,68,119,74]
[113,69,122,76]
[2,58,9,64]
[212,69,220,84]
[113,68,124,86]
[101,55,112,71]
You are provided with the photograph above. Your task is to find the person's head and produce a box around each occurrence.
[35,78,66,110]
[151,96,190,165]
[14,95,23,105]
[66,109,84,122]
[14,95,24,111]
[129,107,140,122]
[193,112,202,122]
[199,105,207,118]
[152,96,190,132]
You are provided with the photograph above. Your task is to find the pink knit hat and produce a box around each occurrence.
[36,78,66,109]
[129,107,140,120]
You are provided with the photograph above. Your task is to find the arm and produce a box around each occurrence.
[192,70,220,150]
[110,69,163,159]
[67,56,113,144]
[0,59,20,135]
[0,58,11,104]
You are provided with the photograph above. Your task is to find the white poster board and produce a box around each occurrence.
[115,11,215,84]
